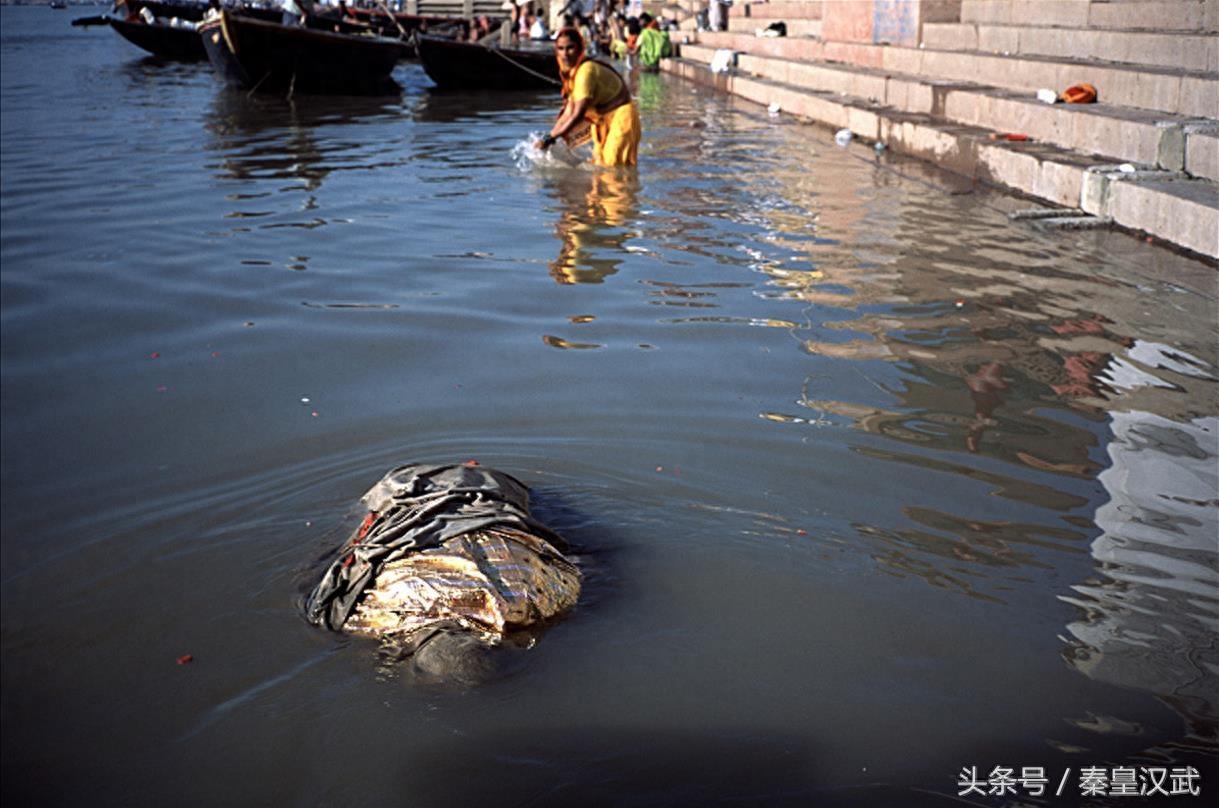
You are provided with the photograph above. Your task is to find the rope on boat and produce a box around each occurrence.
[372,0,409,39]
[485,45,560,88]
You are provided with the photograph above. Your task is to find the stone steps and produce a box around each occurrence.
[1187,126,1219,182]
[693,30,1218,118]
[727,16,822,37]
[662,51,1219,257]
[962,0,1218,32]
[921,22,1218,71]
[680,42,1217,178]
[739,1,823,21]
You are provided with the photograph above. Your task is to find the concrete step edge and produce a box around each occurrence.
[960,0,1216,32]
[679,43,1216,172]
[688,31,1219,118]
[661,56,1219,258]
[727,19,822,36]
[926,21,1219,36]
[740,3,824,21]
[919,22,1218,72]
[692,31,1219,80]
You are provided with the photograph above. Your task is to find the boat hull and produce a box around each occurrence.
[416,35,560,91]
[111,18,207,61]
[200,12,402,96]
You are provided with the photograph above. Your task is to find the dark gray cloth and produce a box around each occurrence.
[305,463,567,630]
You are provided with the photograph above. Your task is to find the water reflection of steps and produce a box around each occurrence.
[666,0,1219,258]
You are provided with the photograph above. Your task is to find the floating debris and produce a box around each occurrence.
[1009,208,1086,220]
[305,464,581,684]
[1037,216,1114,231]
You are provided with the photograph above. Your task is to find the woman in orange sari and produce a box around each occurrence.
[538,27,642,167]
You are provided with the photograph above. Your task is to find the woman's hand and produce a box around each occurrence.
[536,134,557,151]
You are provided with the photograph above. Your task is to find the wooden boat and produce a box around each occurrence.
[107,3,281,62]
[416,35,560,91]
[110,17,208,61]
[199,11,403,96]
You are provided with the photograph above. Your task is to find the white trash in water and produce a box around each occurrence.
[834,128,853,147]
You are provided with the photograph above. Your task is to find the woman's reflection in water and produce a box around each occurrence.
[548,167,640,285]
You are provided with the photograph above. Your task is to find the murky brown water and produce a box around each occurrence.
[3,6,1217,806]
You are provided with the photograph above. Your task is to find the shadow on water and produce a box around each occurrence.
[413,85,558,124]
[117,54,212,90]
[205,86,405,140]
[203,87,406,194]
[398,727,973,807]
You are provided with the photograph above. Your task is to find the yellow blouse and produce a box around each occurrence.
[570,60,625,110]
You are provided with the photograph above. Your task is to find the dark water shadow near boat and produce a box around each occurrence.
[206,86,406,135]
[203,87,406,187]
[412,85,558,124]
[117,53,213,90]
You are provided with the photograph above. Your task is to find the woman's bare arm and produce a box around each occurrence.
[540,97,592,149]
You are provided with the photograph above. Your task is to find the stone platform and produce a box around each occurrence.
[662,0,1218,259]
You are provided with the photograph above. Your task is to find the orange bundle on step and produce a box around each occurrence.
[1061,83,1098,104]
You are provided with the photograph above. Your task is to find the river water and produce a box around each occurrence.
[2,6,1217,806]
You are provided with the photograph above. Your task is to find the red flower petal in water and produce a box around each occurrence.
[176,654,193,665]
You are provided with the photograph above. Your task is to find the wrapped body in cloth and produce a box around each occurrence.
[306,464,581,679]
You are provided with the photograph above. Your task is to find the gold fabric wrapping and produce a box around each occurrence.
[344,526,581,645]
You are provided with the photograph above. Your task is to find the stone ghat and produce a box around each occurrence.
[664,0,1218,259]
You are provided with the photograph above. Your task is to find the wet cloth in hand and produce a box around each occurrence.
[306,464,569,630]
